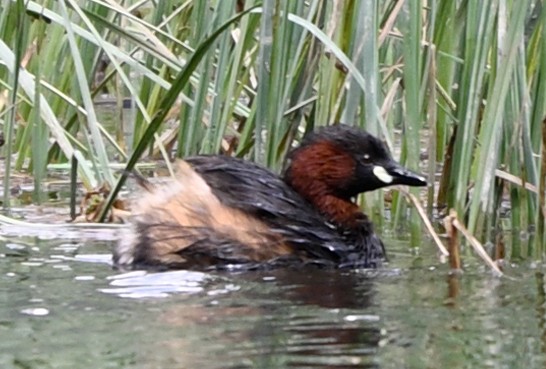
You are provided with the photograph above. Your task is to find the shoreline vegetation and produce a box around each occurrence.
[1,1,544,272]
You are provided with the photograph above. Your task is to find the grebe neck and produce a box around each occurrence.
[283,140,364,228]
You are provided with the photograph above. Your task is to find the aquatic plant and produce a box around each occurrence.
[0,0,545,262]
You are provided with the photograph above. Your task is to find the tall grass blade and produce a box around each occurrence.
[98,5,261,221]
[2,0,24,210]
[467,0,530,233]
[448,1,498,215]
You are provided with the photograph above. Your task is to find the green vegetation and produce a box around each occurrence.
[0,1,545,260]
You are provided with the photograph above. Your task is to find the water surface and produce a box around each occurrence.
[0,229,544,369]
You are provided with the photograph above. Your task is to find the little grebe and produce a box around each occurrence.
[114,125,427,270]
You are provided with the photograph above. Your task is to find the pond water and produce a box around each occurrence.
[1,224,545,369]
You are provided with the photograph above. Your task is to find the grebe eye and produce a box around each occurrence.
[363,154,370,161]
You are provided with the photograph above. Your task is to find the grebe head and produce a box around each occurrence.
[284,125,426,224]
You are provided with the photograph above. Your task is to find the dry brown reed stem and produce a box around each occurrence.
[0,40,36,111]
[437,127,457,208]
[397,187,449,256]
[378,0,405,46]
[447,210,504,277]
[443,210,461,270]
[495,231,505,261]
[493,169,534,260]
[495,169,538,193]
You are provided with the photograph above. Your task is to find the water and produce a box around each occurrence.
[1,229,545,369]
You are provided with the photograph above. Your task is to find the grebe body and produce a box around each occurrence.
[114,125,426,270]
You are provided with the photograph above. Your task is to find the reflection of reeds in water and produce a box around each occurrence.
[535,272,546,359]
[445,274,460,307]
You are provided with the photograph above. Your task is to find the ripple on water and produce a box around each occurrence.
[20,307,50,316]
[99,270,215,298]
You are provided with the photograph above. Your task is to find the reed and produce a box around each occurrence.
[1,1,545,263]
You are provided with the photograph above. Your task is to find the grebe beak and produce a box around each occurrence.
[373,162,427,187]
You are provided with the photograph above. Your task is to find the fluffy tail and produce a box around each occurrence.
[114,160,293,269]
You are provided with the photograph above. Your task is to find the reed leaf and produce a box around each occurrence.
[98,5,261,221]
[1,0,546,264]
[467,0,530,233]
[2,0,24,210]
[0,40,97,188]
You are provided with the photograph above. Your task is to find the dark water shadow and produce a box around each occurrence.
[246,268,383,369]
[136,267,385,369]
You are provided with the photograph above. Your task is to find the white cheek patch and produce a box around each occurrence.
[373,166,394,184]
